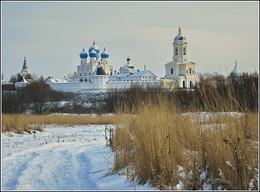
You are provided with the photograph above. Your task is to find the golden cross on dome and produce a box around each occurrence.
[178,22,182,33]
[93,35,96,44]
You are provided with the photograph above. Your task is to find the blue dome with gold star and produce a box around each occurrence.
[79,49,88,58]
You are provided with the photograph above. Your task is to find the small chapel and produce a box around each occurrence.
[15,57,34,88]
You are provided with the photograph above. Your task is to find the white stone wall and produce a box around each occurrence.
[48,82,92,92]
[15,82,27,88]
[107,81,161,90]
[47,79,162,92]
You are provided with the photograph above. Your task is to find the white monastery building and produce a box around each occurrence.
[45,39,159,92]
[15,27,201,92]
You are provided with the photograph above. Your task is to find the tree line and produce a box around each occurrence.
[2,72,258,114]
[2,77,64,114]
[2,77,114,114]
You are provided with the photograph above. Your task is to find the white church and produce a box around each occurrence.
[161,26,199,89]
[16,27,200,92]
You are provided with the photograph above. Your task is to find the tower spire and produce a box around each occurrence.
[23,57,27,69]
[21,56,30,76]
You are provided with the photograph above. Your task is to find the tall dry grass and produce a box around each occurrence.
[112,90,258,190]
[113,72,258,113]
[1,114,125,134]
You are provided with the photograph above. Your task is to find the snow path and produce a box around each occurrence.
[2,125,154,190]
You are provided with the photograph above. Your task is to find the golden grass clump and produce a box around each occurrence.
[2,114,30,134]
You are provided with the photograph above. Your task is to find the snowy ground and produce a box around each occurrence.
[1,125,155,191]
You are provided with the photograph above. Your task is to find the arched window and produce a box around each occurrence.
[190,81,192,88]
[171,68,173,74]
[183,47,186,55]
[183,81,185,88]
[175,47,178,55]
[80,79,83,82]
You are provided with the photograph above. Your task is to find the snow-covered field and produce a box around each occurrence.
[1,125,155,190]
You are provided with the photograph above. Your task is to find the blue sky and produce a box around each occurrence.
[1,1,259,80]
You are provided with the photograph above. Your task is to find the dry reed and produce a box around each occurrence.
[112,99,258,190]
[2,114,126,134]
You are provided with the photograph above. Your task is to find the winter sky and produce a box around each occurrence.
[1,1,259,80]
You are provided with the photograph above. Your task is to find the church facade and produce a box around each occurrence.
[162,27,199,88]
[16,27,200,92]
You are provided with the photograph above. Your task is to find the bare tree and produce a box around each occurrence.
[9,73,22,84]
[25,78,52,114]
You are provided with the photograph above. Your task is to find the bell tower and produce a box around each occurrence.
[172,26,188,63]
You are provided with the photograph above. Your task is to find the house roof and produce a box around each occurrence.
[111,70,157,78]
[46,77,68,83]
[179,61,196,65]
